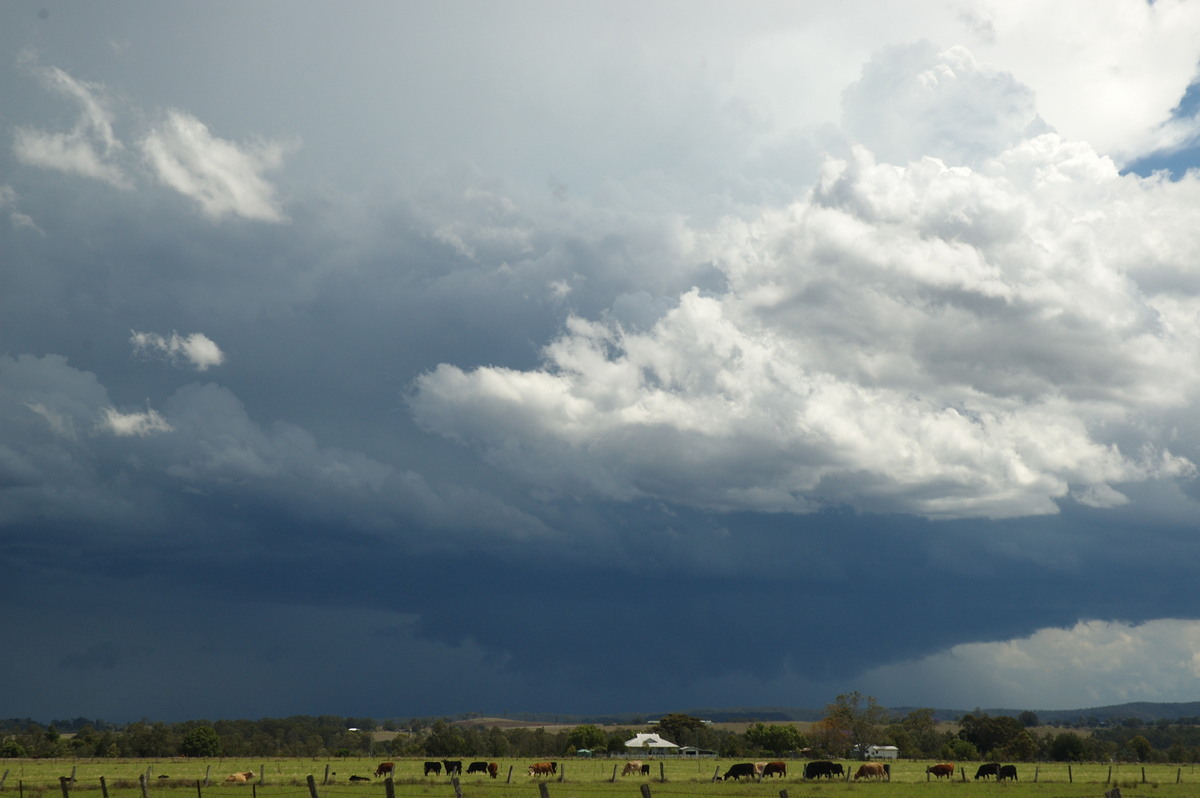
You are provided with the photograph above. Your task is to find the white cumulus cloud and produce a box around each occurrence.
[413,133,1200,520]
[860,619,1200,708]
[12,66,130,188]
[140,110,291,222]
[99,406,172,437]
[130,331,225,371]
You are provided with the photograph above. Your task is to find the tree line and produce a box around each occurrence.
[7,696,1200,762]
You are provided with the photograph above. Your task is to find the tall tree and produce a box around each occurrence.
[818,692,890,759]
[181,726,222,757]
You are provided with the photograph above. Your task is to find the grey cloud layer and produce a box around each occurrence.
[6,1,1200,720]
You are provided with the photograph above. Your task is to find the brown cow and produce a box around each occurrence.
[527,762,555,777]
[374,763,395,778]
[926,763,954,780]
[622,761,643,776]
[762,762,787,778]
[225,772,255,783]
[854,763,887,781]
[487,762,499,779]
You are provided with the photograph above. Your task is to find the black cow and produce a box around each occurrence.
[998,765,1018,781]
[722,763,759,781]
[466,763,489,775]
[640,764,650,776]
[975,762,1001,780]
[423,762,442,776]
[442,761,462,776]
[804,761,843,780]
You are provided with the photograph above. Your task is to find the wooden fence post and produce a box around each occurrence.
[1142,766,1146,784]
[100,776,109,798]
[70,767,77,785]
[259,766,265,787]
[557,764,564,783]
[1178,768,1182,784]
[1,768,8,790]
[505,766,513,784]
[305,774,318,798]
[451,775,462,798]
[711,766,721,782]
[139,773,149,798]
[538,781,550,798]
[1034,766,1039,782]
[204,767,211,787]
[383,777,394,798]
[610,765,617,783]
[1107,766,1112,784]
[322,765,330,786]
[779,790,788,798]
[58,776,71,798]
[195,779,202,798]
[639,784,651,798]
[1068,765,1072,783]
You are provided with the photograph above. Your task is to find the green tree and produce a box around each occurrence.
[566,724,607,752]
[0,740,27,758]
[1128,734,1154,762]
[424,720,465,756]
[744,723,804,755]
[1018,711,1040,727]
[959,712,1032,759]
[181,726,222,758]
[892,708,941,758]
[1049,732,1087,761]
[653,714,706,743]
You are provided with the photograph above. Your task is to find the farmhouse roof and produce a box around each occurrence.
[625,732,678,749]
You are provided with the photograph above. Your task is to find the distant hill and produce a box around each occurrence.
[477,702,1200,727]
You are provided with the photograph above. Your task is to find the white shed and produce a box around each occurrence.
[866,744,899,760]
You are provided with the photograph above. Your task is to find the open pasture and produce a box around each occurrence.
[4,759,1200,798]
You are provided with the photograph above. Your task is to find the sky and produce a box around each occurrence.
[5,0,1200,724]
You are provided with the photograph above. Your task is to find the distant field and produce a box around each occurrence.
[6,758,1200,798]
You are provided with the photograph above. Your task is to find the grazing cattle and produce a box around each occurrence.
[374,763,395,779]
[423,762,442,776]
[804,761,843,780]
[487,762,499,779]
[762,762,787,779]
[998,765,1018,781]
[527,762,555,777]
[225,772,255,783]
[975,763,1000,780]
[442,761,462,776]
[349,776,371,782]
[640,765,650,776]
[622,761,643,776]
[855,763,887,781]
[721,763,759,781]
[927,763,954,780]
[467,763,490,775]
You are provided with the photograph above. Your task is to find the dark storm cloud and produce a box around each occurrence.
[6,1,1200,722]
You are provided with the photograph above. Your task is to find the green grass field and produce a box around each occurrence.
[4,758,1198,798]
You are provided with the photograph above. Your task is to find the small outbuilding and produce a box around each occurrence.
[865,744,899,760]
[678,746,718,758]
